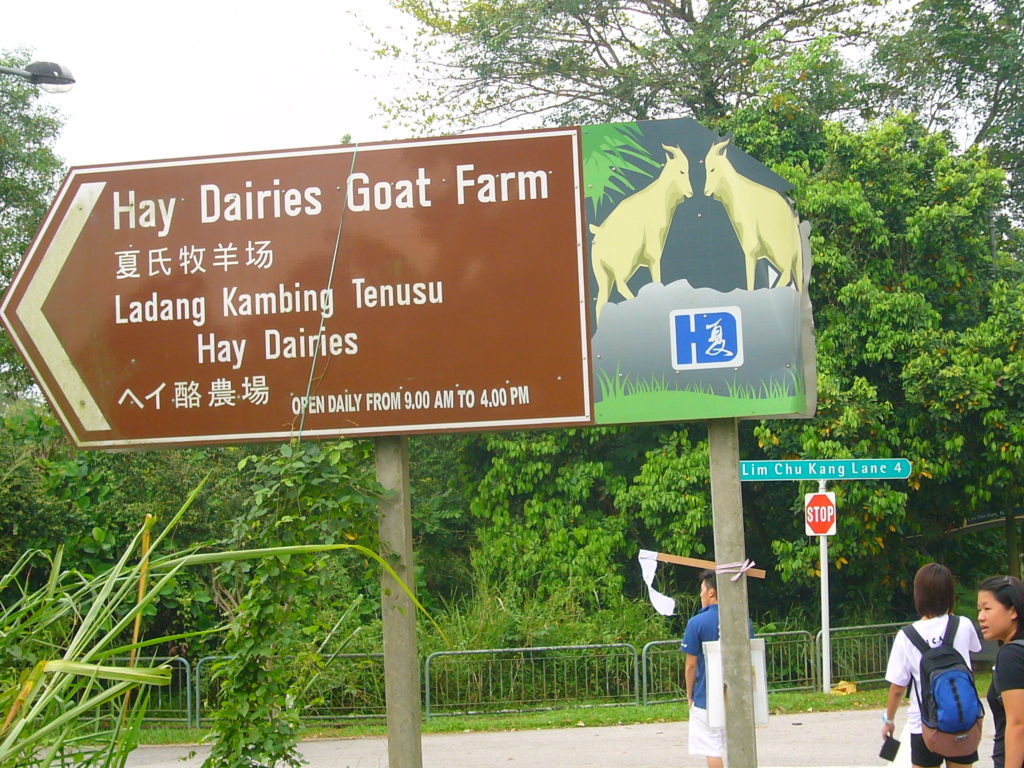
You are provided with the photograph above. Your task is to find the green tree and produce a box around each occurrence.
[465,427,635,606]
[0,403,84,576]
[902,280,1024,532]
[203,440,381,768]
[0,50,65,398]
[871,0,1024,216]
[733,113,1013,609]
[385,0,881,132]
[409,433,476,604]
[0,399,268,654]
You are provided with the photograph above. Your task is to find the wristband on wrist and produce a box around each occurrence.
[881,714,894,725]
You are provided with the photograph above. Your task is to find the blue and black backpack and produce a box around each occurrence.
[902,614,983,757]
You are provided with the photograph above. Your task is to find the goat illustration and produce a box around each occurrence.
[703,138,802,291]
[590,144,693,321]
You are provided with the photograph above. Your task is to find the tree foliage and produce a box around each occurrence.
[0,401,261,657]
[203,440,381,768]
[0,50,65,398]
[871,0,1024,215]
[408,433,476,604]
[384,0,881,132]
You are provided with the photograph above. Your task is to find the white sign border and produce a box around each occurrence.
[3,129,592,449]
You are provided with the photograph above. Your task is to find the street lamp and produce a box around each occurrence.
[0,61,75,93]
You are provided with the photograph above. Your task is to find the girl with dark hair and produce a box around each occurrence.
[978,575,1024,768]
[882,563,981,768]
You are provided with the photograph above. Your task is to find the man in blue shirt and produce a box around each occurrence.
[682,569,724,768]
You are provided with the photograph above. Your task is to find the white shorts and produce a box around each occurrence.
[688,706,725,757]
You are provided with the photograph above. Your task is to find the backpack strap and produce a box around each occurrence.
[940,614,960,647]
[902,624,930,655]
[902,614,960,654]
[901,624,930,710]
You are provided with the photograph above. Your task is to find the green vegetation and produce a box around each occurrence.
[201,441,384,768]
[0,487,209,766]
[0,472,428,766]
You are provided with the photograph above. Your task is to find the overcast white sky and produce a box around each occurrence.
[3,0,414,168]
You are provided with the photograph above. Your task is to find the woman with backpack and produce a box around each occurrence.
[882,563,982,768]
[978,575,1024,768]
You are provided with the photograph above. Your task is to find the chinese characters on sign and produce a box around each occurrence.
[670,307,744,370]
[1,131,592,448]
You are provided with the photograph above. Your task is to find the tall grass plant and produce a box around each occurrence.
[0,472,429,768]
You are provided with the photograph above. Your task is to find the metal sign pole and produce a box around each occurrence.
[708,418,757,767]
[375,435,423,768]
[817,479,831,694]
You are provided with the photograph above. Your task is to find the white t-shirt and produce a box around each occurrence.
[884,614,982,733]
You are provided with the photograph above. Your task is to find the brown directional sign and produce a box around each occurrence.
[1,129,592,448]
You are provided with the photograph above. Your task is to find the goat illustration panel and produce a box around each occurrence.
[704,138,802,292]
[582,118,816,424]
[589,144,693,320]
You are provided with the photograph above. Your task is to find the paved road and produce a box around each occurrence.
[126,707,996,768]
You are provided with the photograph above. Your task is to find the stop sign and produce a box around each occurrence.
[804,492,837,536]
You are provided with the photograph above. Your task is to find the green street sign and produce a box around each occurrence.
[740,458,911,482]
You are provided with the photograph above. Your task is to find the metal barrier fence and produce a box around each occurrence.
[641,631,817,704]
[194,655,231,727]
[112,623,906,726]
[194,653,388,726]
[640,640,685,705]
[763,631,818,692]
[107,656,192,727]
[300,652,387,721]
[817,622,903,689]
[424,644,640,718]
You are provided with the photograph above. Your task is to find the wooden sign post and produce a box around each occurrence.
[375,435,422,768]
[708,418,758,768]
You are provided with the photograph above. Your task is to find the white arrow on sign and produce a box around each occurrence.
[14,181,110,432]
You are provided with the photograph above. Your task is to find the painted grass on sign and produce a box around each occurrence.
[598,367,802,402]
[595,366,806,422]
[595,390,806,422]
[724,367,805,401]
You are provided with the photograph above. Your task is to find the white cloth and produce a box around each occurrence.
[883,614,982,733]
[688,706,725,757]
[637,549,675,616]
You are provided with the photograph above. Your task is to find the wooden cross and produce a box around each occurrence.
[655,551,766,579]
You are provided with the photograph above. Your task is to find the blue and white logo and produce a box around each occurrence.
[670,307,744,371]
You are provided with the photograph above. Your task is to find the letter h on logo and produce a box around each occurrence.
[670,307,744,371]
